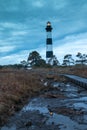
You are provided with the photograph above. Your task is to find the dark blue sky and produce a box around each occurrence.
[0,0,87,64]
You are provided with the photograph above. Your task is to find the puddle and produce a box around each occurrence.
[65,86,78,92]
[73,102,87,110]
[1,125,16,130]
[67,93,77,98]
[52,82,60,87]
[59,83,79,98]
[23,106,49,114]
[1,82,87,130]
[46,113,87,130]
[79,96,87,101]
[22,97,49,115]
[83,115,87,123]
[70,96,87,102]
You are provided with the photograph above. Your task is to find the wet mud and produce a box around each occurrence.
[0,81,87,130]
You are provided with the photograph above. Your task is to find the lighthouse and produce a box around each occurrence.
[45,21,53,64]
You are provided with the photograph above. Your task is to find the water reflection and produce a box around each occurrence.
[1,125,16,130]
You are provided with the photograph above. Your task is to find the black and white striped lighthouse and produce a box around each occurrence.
[45,21,53,64]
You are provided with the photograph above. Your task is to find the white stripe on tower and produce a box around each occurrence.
[45,21,53,64]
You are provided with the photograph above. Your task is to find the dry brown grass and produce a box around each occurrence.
[0,66,87,125]
[0,69,46,125]
[49,66,87,78]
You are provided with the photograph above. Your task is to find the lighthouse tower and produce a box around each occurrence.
[45,21,53,64]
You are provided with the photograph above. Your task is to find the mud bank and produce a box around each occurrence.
[1,81,87,130]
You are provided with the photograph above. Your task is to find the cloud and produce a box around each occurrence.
[32,0,45,8]
[0,32,87,65]
[0,46,16,53]
[53,0,68,10]
[0,50,29,65]
[0,0,87,65]
[0,22,27,30]
[36,32,87,64]
[53,32,87,63]
[12,30,28,36]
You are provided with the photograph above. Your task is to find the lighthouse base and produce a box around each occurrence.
[46,58,53,65]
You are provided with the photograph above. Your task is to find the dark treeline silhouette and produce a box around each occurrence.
[20,51,87,68]
[0,51,87,69]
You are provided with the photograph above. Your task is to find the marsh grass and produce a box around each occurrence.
[0,69,45,125]
[0,66,87,125]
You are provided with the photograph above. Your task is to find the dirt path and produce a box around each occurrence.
[1,81,87,130]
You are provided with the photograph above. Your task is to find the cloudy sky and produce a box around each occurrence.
[0,0,87,65]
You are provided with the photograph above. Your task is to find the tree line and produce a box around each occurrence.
[21,51,87,68]
[0,51,86,69]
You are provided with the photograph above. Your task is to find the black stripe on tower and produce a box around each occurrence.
[46,51,53,58]
[46,25,52,32]
[46,38,52,44]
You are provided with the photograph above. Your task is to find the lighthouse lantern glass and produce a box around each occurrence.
[47,22,51,26]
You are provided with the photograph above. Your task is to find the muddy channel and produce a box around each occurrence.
[0,81,87,130]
